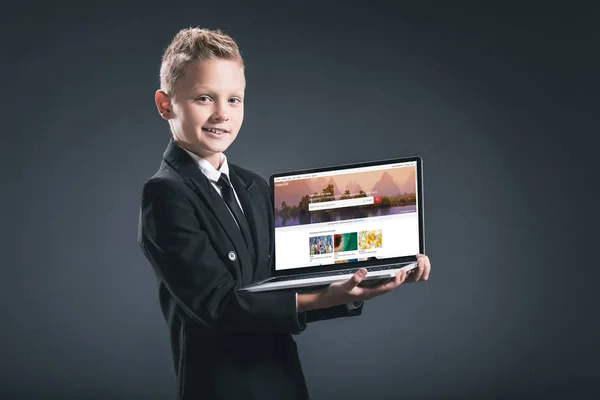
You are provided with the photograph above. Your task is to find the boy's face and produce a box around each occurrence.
[158,59,245,163]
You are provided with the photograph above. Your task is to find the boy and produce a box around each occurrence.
[138,27,431,400]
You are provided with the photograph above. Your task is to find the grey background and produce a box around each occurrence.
[3,2,598,399]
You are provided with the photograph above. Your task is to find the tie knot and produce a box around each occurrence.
[218,173,231,188]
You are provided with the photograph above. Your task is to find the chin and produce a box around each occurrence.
[209,139,233,150]
[203,142,232,154]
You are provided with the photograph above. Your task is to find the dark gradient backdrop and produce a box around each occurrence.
[3,2,598,399]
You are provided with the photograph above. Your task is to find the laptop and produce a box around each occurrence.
[239,156,425,292]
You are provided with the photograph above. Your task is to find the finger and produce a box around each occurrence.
[422,257,431,281]
[342,268,367,291]
[389,269,406,289]
[397,269,405,285]
[413,258,425,281]
[390,269,404,286]
[361,270,404,298]
[386,270,403,289]
[413,255,425,280]
[400,269,408,285]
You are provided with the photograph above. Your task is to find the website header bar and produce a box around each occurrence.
[274,161,416,183]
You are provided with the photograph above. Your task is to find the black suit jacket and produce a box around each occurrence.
[137,139,363,399]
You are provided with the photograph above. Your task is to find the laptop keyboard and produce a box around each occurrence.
[268,264,404,283]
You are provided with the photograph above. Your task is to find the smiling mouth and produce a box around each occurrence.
[202,127,228,135]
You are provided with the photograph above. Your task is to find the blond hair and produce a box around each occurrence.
[159,27,244,97]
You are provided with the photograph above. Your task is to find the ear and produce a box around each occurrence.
[155,90,173,120]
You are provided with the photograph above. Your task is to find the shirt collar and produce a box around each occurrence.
[179,145,229,183]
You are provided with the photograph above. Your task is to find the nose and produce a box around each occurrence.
[210,102,230,122]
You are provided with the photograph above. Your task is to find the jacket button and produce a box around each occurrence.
[228,251,237,261]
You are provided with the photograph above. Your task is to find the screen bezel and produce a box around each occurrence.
[269,156,424,277]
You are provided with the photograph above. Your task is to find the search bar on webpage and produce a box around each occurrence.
[308,196,377,211]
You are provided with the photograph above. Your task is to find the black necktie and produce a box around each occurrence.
[217,174,253,251]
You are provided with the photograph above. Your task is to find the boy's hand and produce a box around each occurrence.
[319,254,431,308]
[405,254,431,283]
[297,255,432,311]
[317,268,407,308]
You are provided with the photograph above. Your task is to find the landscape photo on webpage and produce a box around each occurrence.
[274,166,417,228]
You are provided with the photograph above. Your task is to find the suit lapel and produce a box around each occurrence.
[229,168,264,279]
[162,140,253,281]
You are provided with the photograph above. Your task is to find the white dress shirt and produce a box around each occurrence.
[180,146,245,228]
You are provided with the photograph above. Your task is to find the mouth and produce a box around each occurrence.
[202,127,229,136]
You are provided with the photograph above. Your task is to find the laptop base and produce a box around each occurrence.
[239,262,417,292]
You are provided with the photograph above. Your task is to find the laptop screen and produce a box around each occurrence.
[272,159,421,271]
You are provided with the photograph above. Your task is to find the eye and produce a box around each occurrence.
[229,97,242,104]
[195,95,211,102]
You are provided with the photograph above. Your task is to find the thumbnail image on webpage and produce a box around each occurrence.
[308,229,384,265]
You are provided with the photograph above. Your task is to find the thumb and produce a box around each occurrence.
[342,268,367,291]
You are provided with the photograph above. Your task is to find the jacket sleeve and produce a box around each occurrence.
[305,302,364,324]
[289,294,363,335]
[138,178,305,334]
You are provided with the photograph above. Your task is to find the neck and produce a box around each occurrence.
[174,139,222,170]
[203,153,223,170]
[198,150,223,171]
